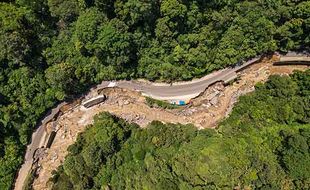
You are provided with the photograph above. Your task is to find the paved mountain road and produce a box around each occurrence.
[14,57,260,190]
[104,64,247,100]
[15,53,310,190]
[14,103,67,190]
[101,58,259,101]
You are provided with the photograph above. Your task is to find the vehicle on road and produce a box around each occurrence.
[82,95,107,108]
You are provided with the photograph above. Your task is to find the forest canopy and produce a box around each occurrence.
[0,0,310,189]
[51,70,310,190]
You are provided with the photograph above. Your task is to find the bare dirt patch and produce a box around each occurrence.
[32,58,308,190]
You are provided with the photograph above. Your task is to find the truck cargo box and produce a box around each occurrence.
[82,95,107,108]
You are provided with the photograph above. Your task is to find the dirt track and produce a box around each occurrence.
[32,57,308,190]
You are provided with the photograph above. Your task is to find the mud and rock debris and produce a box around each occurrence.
[32,59,309,190]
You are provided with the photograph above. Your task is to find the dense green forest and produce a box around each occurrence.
[0,0,310,189]
[51,71,310,190]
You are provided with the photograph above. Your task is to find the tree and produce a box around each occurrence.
[0,3,35,66]
[114,0,158,27]
[47,0,80,21]
[93,19,133,71]
[45,62,77,95]
[1,1,310,189]
[279,129,310,181]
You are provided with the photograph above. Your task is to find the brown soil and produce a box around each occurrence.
[32,58,308,190]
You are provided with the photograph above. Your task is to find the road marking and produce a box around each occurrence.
[108,82,117,87]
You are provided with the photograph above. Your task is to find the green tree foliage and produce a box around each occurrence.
[44,0,310,81]
[278,129,310,183]
[47,0,81,21]
[51,113,138,189]
[45,62,77,95]
[52,71,310,190]
[93,19,133,71]
[0,3,33,65]
[1,0,310,189]
[0,1,58,189]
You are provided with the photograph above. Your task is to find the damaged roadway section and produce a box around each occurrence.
[32,57,308,190]
[14,53,310,190]
[15,57,260,190]
[100,57,260,103]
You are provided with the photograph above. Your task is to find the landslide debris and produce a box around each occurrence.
[32,58,309,190]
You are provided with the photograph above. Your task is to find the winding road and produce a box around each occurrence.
[14,53,310,190]
[97,57,260,102]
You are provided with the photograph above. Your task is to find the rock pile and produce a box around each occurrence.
[191,82,225,107]
[119,113,147,125]
[225,86,255,117]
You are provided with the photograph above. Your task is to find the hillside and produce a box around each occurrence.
[1,0,310,189]
[51,70,310,190]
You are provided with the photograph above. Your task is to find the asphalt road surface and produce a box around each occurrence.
[12,56,263,190]
[14,103,67,190]
[14,57,262,190]
[14,53,310,190]
[99,58,259,101]
[117,69,232,98]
